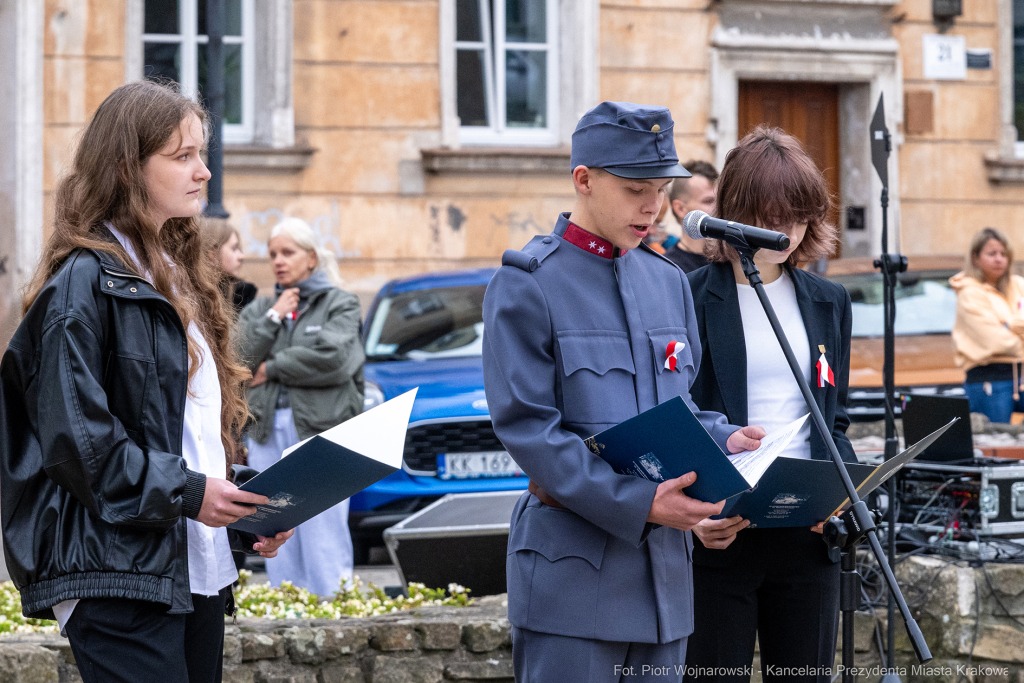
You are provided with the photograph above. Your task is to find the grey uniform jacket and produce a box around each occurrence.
[482,213,740,645]
[238,287,365,444]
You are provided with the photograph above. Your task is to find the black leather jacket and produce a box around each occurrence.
[0,242,214,619]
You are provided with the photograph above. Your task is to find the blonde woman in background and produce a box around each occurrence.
[238,218,365,596]
[950,227,1024,423]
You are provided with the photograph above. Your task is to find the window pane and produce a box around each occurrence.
[144,0,179,34]
[457,50,489,127]
[456,0,482,42]
[198,43,244,124]
[198,0,242,37]
[144,42,181,83]
[505,50,546,128]
[506,0,545,43]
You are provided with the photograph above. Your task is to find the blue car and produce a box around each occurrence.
[349,268,528,563]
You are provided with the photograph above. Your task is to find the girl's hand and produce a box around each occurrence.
[250,362,268,387]
[692,516,749,549]
[254,529,294,558]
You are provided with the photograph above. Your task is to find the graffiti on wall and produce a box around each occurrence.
[235,201,362,259]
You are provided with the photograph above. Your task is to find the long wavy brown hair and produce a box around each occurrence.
[706,125,837,266]
[23,80,249,466]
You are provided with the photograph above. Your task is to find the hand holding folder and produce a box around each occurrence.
[228,389,418,537]
[586,397,958,529]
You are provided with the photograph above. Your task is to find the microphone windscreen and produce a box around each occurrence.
[683,210,707,240]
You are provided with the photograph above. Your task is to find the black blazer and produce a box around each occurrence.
[686,262,856,564]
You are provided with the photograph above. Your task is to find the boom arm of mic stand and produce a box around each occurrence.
[734,249,931,664]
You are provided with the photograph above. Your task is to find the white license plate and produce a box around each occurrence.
[438,451,524,480]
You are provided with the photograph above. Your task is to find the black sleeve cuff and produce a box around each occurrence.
[182,469,207,519]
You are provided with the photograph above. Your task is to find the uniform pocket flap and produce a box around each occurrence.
[557,333,636,378]
[648,329,694,375]
[508,506,608,569]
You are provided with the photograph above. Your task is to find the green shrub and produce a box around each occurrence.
[0,571,472,633]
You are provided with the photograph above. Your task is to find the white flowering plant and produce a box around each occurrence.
[232,570,472,619]
[0,571,472,634]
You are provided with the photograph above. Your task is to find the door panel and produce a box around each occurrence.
[738,81,841,256]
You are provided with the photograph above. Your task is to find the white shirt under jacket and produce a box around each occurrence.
[735,271,813,460]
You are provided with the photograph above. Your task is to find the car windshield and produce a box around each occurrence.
[364,285,486,360]
[828,270,958,337]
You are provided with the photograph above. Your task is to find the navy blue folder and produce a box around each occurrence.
[229,436,400,536]
[718,459,875,528]
[585,396,752,504]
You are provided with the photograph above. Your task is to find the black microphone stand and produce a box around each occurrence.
[730,242,930,682]
[869,95,908,679]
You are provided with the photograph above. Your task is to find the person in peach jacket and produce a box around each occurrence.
[950,227,1024,423]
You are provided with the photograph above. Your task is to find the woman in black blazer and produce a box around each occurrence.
[683,127,856,683]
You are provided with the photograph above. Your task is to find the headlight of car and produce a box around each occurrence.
[364,381,385,411]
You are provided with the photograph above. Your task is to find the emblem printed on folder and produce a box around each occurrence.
[816,345,835,388]
[664,341,685,372]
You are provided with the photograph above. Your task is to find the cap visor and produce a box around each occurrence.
[603,163,691,179]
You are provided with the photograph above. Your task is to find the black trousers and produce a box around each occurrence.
[684,528,839,683]
[66,589,228,683]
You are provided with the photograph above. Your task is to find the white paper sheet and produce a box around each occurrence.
[280,388,418,469]
[726,414,810,487]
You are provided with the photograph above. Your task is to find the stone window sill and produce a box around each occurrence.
[983,153,1024,184]
[421,147,571,175]
[223,145,317,173]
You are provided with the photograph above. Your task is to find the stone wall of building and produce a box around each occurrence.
[891,0,1023,258]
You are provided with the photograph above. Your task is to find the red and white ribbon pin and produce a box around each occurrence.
[665,341,685,372]
[816,345,834,388]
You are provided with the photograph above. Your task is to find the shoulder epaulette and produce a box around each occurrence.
[501,234,560,273]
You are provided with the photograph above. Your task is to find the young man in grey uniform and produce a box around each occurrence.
[482,101,766,682]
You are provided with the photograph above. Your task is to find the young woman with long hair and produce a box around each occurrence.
[0,80,292,683]
[684,126,856,682]
[204,219,258,313]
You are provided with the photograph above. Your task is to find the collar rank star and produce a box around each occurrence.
[816,345,834,388]
[665,341,685,372]
[562,222,625,259]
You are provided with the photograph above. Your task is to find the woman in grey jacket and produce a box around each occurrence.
[239,218,365,597]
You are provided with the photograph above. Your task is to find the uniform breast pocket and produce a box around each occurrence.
[556,332,636,426]
[648,327,695,404]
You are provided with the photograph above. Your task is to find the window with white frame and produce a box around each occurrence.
[143,0,254,144]
[455,0,558,145]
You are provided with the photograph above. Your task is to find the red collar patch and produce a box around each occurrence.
[562,223,626,259]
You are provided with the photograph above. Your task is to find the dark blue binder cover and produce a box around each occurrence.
[717,418,957,528]
[585,396,752,504]
[229,437,398,536]
[718,459,875,528]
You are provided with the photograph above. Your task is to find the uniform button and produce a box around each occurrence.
[657,133,664,142]
[107,281,113,288]
[651,124,661,132]
[542,237,552,244]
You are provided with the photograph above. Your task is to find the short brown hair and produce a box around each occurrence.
[668,160,718,206]
[966,227,1013,293]
[706,126,837,266]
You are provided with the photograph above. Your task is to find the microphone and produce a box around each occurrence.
[683,211,790,252]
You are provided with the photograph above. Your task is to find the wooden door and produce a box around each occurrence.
[738,81,841,256]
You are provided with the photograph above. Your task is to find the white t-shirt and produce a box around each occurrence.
[53,226,237,636]
[735,272,812,460]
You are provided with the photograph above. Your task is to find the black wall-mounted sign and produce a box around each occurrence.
[847,206,866,232]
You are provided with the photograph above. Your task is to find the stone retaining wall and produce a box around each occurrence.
[7,557,1024,682]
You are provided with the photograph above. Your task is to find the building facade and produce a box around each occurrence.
[0,0,1018,342]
